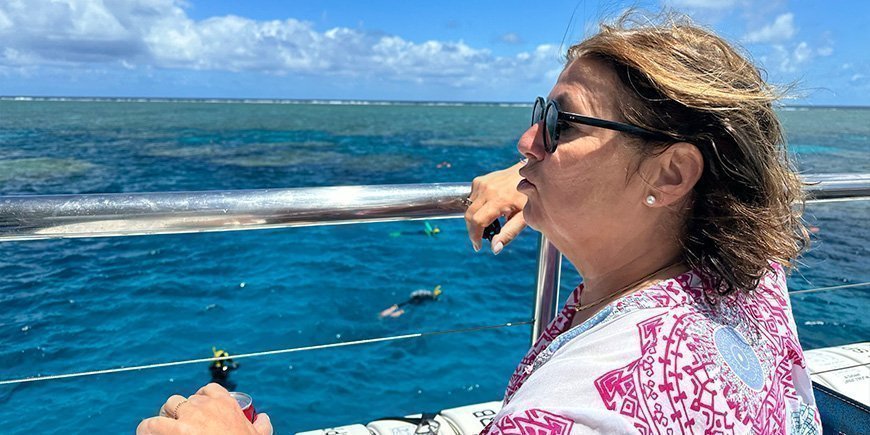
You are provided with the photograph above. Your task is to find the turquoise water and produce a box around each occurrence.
[0,101,867,434]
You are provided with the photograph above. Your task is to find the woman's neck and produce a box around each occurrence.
[567,251,688,328]
[565,240,686,307]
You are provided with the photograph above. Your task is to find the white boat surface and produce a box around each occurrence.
[297,342,870,434]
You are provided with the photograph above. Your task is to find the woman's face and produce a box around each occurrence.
[517,57,654,257]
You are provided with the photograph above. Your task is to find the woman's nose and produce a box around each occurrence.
[517,122,547,162]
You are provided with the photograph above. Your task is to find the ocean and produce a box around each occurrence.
[0,100,867,434]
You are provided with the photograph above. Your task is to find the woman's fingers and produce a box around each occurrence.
[160,395,189,419]
[464,161,528,253]
[253,412,273,435]
[464,208,484,252]
[464,184,483,251]
[148,384,259,434]
[491,211,526,255]
[195,382,229,398]
[136,416,180,435]
[464,184,494,252]
[466,200,506,251]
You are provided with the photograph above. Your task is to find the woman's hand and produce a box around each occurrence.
[137,383,272,435]
[465,161,528,254]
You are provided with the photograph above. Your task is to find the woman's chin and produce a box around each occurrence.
[522,203,541,231]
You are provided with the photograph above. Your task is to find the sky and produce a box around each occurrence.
[0,0,868,105]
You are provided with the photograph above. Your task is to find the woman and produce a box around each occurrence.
[138,13,819,435]
[465,14,819,434]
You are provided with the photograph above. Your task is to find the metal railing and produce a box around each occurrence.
[0,183,470,241]
[1,173,869,348]
[803,173,870,201]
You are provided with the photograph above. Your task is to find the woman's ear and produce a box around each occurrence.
[645,142,704,206]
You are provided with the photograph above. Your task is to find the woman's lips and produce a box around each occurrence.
[518,165,535,190]
[518,178,535,190]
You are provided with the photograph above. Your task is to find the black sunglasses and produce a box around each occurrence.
[532,97,673,153]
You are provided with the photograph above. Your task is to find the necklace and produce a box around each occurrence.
[572,260,684,312]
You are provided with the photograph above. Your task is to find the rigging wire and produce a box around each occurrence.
[2,281,867,387]
[790,281,870,295]
[0,320,532,386]
[810,361,870,376]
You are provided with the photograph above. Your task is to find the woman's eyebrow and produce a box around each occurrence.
[552,91,594,116]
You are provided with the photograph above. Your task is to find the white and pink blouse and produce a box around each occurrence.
[483,263,821,434]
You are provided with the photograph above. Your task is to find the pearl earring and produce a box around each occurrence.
[645,195,656,205]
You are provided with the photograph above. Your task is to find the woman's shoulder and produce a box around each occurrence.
[607,264,804,373]
[611,263,792,318]
[503,264,818,433]
[589,263,816,433]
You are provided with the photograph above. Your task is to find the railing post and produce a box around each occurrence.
[531,234,562,347]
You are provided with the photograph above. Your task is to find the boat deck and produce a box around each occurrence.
[298,342,870,434]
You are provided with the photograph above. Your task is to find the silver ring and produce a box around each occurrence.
[461,197,472,207]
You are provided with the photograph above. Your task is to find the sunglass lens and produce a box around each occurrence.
[531,98,544,126]
[545,102,559,152]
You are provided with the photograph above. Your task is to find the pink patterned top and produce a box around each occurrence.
[483,263,821,434]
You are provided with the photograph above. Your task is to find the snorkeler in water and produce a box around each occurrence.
[209,347,239,389]
[379,285,442,318]
[388,221,441,238]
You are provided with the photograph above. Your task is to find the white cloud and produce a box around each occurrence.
[668,0,740,10]
[743,13,795,44]
[814,31,834,57]
[498,32,522,45]
[0,0,562,89]
[771,44,796,72]
[792,41,812,64]
[770,40,832,73]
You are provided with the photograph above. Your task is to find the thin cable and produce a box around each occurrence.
[810,361,870,376]
[790,281,870,295]
[7,282,866,386]
[0,320,532,386]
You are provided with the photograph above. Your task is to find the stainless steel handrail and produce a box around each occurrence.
[0,173,868,345]
[804,173,870,200]
[0,183,469,241]
[1,174,867,242]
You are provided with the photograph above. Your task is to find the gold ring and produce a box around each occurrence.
[172,400,189,419]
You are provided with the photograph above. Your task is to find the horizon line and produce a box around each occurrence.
[2,95,869,109]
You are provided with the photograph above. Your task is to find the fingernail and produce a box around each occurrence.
[473,241,481,252]
[492,241,504,255]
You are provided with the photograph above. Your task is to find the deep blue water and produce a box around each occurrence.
[0,101,867,434]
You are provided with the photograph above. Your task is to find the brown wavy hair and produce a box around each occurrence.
[567,12,810,298]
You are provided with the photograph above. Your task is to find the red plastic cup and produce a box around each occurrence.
[229,391,257,422]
